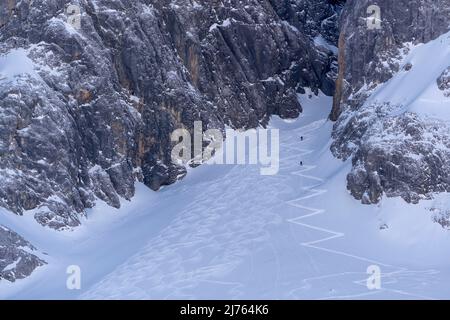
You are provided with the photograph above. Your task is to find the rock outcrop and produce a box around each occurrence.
[438,67,450,97]
[0,225,46,282]
[331,0,450,204]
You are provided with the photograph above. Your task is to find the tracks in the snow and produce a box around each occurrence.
[283,121,436,300]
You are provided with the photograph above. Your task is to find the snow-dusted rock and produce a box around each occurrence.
[438,67,450,97]
[0,225,45,282]
[333,104,450,203]
[331,0,450,204]
[0,0,342,229]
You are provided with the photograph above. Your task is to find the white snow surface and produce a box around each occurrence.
[314,35,338,55]
[366,31,450,121]
[2,92,450,299]
[0,49,37,83]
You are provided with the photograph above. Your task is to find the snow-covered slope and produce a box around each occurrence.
[2,93,450,299]
[364,31,450,120]
[0,0,343,231]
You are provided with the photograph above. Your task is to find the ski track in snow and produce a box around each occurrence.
[81,95,443,299]
[1,93,446,299]
[280,119,437,300]
[79,94,438,300]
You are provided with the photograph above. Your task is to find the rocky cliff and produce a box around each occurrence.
[0,0,343,230]
[331,0,450,204]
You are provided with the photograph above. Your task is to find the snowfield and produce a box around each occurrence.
[2,91,450,300]
[365,31,450,121]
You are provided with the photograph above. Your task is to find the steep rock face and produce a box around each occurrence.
[0,225,46,282]
[331,0,450,204]
[0,0,342,229]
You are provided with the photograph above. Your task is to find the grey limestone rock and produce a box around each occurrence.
[331,0,450,204]
[0,0,341,229]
